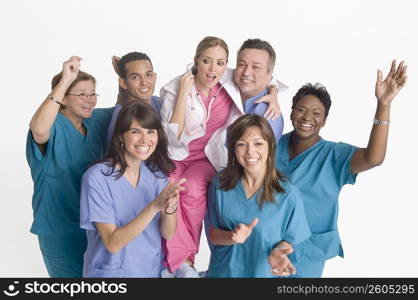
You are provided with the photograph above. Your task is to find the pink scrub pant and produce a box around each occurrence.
[163,158,216,273]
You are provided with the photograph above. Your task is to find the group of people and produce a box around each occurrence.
[26,36,407,278]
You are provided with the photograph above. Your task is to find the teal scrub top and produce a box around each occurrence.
[26,108,113,236]
[275,132,358,263]
[207,175,311,278]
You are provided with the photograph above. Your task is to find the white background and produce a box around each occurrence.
[1,0,417,277]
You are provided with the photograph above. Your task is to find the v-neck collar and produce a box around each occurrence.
[237,179,259,204]
[121,163,148,190]
[59,112,90,142]
[282,132,324,166]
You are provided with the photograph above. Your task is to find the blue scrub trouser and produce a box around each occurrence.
[38,234,87,278]
[288,261,325,278]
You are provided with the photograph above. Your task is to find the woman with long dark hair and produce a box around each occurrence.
[80,100,185,277]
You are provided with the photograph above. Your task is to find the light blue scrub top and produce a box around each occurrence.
[207,175,311,278]
[275,132,358,264]
[243,89,284,143]
[80,162,167,278]
[26,109,113,236]
[106,96,162,145]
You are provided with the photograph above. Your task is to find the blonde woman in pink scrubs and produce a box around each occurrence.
[160,36,246,277]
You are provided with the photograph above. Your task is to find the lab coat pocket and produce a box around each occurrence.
[290,230,343,263]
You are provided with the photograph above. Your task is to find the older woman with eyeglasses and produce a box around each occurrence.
[26,56,113,277]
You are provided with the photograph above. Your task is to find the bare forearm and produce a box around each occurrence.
[103,204,160,253]
[352,103,391,174]
[209,227,235,246]
[168,91,188,138]
[30,80,71,143]
[366,103,391,163]
[159,212,177,240]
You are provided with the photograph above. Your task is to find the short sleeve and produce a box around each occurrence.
[282,185,311,246]
[26,121,57,164]
[80,166,116,230]
[90,107,115,145]
[251,103,284,143]
[332,142,358,186]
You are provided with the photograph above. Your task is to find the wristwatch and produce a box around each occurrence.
[373,118,390,125]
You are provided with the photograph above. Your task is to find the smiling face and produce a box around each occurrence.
[290,95,327,142]
[234,126,269,177]
[122,119,158,164]
[235,48,272,100]
[120,59,156,103]
[194,45,228,92]
[63,80,97,121]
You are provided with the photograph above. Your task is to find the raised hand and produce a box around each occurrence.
[152,178,186,212]
[112,56,121,76]
[62,56,82,84]
[164,192,179,214]
[178,72,195,97]
[231,218,258,244]
[375,59,407,105]
[268,244,295,276]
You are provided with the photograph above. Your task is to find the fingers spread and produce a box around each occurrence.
[376,69,383,85]
[264,107,273,120]
[395,60,405,78]
[388,59,396,77]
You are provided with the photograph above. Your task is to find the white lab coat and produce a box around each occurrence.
[160,68,244,171]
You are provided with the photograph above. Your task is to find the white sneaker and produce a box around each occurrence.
[161,268,175,278]
[174,262,200,278]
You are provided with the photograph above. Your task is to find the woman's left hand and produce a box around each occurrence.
[268,245,296,276]
[375,59,407,105]
[152,178,186,212]
[164,194,179,214]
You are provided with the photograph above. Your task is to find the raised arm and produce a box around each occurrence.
[167,72,194,138]
[111,56,128,106]
[159,179,186,240]
[29,56,81,145]
[351,60,407,174]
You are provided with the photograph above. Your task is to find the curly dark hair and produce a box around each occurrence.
[292,83,332,117]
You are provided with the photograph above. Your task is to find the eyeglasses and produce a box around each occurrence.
[67,93,99,101]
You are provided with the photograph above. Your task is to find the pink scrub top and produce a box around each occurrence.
[184,83,233,162]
